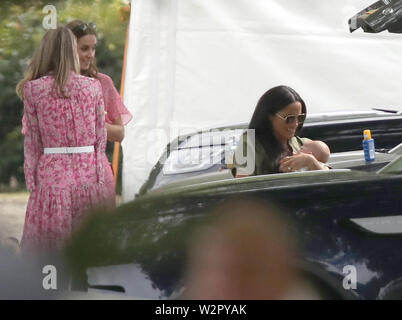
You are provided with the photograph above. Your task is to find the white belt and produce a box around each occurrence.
[44,146,94,154]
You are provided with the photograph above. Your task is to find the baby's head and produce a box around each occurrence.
[300,140,330,163]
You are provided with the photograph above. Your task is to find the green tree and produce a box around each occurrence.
[0,0,130,189]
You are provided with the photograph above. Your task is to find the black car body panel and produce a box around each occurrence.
[68,158,402,299]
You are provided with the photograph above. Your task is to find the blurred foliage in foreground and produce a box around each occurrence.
[0,0,130,192]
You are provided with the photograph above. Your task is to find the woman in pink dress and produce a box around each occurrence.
[17,27,110,251]
[66,20,133,206]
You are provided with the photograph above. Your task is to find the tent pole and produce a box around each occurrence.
[112,7,131,187]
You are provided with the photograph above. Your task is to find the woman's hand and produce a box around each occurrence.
[279,153,328,172]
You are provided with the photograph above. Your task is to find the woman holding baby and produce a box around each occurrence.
[233,85,329,177]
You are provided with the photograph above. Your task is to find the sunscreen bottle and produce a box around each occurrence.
[363,129,375,162]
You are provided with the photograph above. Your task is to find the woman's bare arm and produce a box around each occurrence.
[106,116,124,142]
[279,153,329,172]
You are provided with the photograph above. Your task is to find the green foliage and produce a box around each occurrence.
[0,0,130,190]
[0,126,24,184]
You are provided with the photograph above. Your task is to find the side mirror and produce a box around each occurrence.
[349,0,402,33]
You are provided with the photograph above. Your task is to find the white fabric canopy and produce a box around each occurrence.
[122,0,402,201]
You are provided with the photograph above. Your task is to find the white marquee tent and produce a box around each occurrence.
[121,0,402,201]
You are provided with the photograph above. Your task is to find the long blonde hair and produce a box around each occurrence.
[16,27,80,100]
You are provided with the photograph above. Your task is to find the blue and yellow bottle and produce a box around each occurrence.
[363,129,375,162]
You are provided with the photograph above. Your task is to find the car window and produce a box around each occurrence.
[163,146,225,175]
[179,129,244,149]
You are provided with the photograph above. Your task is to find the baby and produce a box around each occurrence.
[299,140,330,164]
[280,140,330,173]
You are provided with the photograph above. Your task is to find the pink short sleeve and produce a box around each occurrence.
[97,72,133,125]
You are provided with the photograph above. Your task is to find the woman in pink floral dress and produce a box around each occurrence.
[17,27,110,251]
[66,20,133,206]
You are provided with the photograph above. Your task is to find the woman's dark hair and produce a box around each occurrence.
[248,85,307,174]
[66,20,98,78]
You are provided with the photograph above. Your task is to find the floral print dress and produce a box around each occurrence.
[21,73,112,251]
[97,72,132,127]
[96,72,132,206]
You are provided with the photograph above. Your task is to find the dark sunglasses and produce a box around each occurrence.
[72,22,97,36]
[276,113,306,124]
